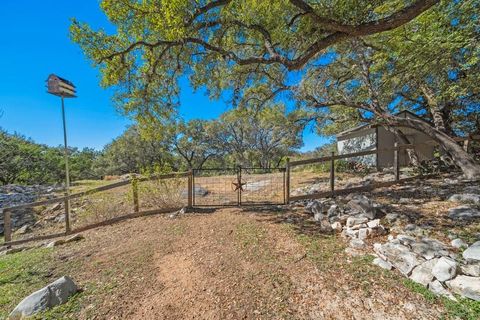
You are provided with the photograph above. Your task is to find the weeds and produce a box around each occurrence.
[0,248,54,318]
[403,278,480,319]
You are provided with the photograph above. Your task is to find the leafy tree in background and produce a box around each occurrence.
[0,130,42,185]
[162,119,223,170]
[95,126,174,175]
[216,105,305,168]
[0,129,102,185]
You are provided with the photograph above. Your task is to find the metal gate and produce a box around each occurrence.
[192,167,286,206]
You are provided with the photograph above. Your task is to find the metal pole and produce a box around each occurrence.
[61,96,71,233]
[238,165,242,206]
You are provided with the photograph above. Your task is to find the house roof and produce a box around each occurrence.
[336,110,429,139]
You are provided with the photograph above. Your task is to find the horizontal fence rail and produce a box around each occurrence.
[2,136,478,246]
[1,171,192,246]
[285,142,442,203]
[289,144,414,167]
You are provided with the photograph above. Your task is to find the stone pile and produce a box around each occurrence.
[304,194,388,255]
[0,184,61,234]
[373,235,480,301]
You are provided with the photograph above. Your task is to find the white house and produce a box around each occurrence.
[336,111,437,169]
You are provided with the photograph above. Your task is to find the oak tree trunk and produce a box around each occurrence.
[386,127,420,166]
[388,116,480,179]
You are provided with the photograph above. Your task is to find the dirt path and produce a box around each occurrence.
[27,207,444,319]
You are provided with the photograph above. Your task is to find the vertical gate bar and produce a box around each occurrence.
[238,166,242,206]
[285,158,290,204]
[330,152,335,198]
[187,170,193,208]
[394,143,400,181]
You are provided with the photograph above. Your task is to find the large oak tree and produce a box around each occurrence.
[71,0,480,178]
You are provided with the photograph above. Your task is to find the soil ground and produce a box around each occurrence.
[2,208,445,319]
[2,173,480,319]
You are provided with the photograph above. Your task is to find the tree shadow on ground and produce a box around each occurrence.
[239,205,333,237]
[239,172,480,239]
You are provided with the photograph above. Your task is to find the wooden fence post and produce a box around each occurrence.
[330,151,335,197]
[3,209,12,243]
[286,158,290,204]
[394,143,400,181]
[132,177,139,213]
[188,170,193,208]
[64,197,71,234]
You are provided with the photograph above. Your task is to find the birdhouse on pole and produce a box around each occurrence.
[46,74,77,98]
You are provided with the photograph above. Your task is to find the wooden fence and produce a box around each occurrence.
[1,171,193,246]
[2,136,478,246]
[285,143,424,203]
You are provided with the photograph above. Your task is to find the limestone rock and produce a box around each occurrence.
[357,228,369,240]
[397,234,416,246]
[313,211,323,222]
[374,242,425,275]
[448,206,480,221]
[448,193,480,205]
[463,241,480,262]
[327,204,340,217]
[331,222,342,233]
[432,257,457,282]
[343,228,359,239]
[181,186,208,198]
[385,213,398,223]
[451,238,468,249]
[349,239,366,249]
[460,264,480,277]
[410,237,450,260]
[367,219,380,228]
[373,257,393,270]
[446,275,480,301]
[46,239,65,248]
[346,216,368,228]
[410,259,438,286]
[428,280,456,300]
[347,195,377,219]
[243,180,270,192]
[9,276,78,318]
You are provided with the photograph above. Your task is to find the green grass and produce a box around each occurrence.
[295,233,345,271]
[234,221,280,265]
[235,222,266,249]
[0,248,55,318]
[403,278,480,320]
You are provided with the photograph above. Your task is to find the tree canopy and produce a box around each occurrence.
[70,0,439,122]
[70,0,480,178]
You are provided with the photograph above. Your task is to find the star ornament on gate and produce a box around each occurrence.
[232,180,246,191]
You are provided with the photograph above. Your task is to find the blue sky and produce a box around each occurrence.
[0,0,328,152]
